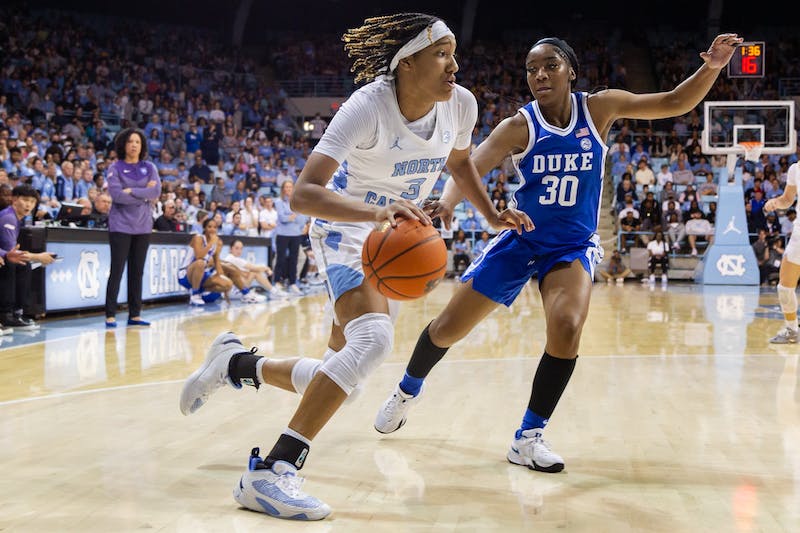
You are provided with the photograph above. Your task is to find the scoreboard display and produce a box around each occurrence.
[728,41,765,78]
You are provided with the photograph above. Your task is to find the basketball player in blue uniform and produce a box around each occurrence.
[376,33,742,473]
[178,13,528,520]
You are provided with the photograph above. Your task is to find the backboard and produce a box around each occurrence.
[701,100,796,155]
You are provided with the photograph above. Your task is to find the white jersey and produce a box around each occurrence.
[258,208,277,239]
[314,78,476,209]
[309,77,477,316]
[223,253,248,272]
[779,162,800,265]
[786,163,800,233]
[179,234,219,273]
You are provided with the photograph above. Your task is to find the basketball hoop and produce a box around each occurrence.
[737,141,764,163]
[726,141,764,177]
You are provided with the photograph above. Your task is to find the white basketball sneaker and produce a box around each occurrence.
[179,331,253,415]
[288,284,303,296]
[507,428,565,473]
[374,383,424,434]
[233,447,331,521]
[241,291,267,303]
[269,288,289,300]
[769,327,799,344]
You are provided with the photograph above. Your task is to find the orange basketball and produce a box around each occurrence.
[362,218,448,300]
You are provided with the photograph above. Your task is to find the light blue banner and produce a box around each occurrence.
[44,239,271,311]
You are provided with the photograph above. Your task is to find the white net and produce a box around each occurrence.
[725,141,764,178]
[738,141,764,162]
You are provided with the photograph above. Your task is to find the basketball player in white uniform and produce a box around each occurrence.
[764,162,800,343]
[179,13,529,520]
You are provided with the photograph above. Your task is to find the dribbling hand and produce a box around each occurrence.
[700,33,743,69]
[422,198,455,230]
[487,208,535,234]
[376,199,432,228]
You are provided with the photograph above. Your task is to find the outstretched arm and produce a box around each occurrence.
[588,34,743,135]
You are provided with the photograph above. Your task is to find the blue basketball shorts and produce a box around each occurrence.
[462,231,603,307]
[177,268,214,291]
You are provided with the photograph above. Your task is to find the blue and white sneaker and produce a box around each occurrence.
[233,447,331,521]
[179,331,253,415]
[507,428,565,473]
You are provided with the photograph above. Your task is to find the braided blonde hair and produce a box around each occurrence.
[343,13,442,84]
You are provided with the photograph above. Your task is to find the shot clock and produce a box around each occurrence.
[728,41,765,78]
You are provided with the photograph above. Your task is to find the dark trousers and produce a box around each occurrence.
[299,255,310,281]
[760,263,780,284]
[648,255,669,274]
[0,262,30,315]
[452,253,471,273]
[274,235,302,285]
[267,242,275,275]
[105,232,151,318]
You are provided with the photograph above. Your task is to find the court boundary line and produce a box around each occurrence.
[0,352,787,407]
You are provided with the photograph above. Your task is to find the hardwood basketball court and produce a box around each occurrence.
[1,279,798,531]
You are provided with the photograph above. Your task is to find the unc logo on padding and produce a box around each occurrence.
[580,138,592,151]
[78,250,100,298]
[442,130,451,143]
[716,254,746,277]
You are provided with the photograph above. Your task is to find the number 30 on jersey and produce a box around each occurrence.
[538,175,578,206]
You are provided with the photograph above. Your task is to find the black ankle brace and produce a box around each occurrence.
[227,350,263,389]
[265,433,310,470]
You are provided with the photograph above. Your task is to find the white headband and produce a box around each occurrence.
[388,20,455,73]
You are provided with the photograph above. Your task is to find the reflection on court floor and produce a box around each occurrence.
[1,280,798,531]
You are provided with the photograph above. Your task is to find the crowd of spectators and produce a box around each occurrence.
[2,6,799,290]
[607,26,800,282]
[0,6,308,231]
[1,8,624,272]
[611,122,800,261]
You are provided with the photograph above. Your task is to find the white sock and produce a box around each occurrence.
[256,357,268,386]
[284,427,311,446]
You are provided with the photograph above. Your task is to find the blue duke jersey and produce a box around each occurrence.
[511,92,607,253]
[462,92,605,306]
[177,234,221,292]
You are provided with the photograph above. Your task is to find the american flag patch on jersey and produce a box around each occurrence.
[576,127,590,138]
